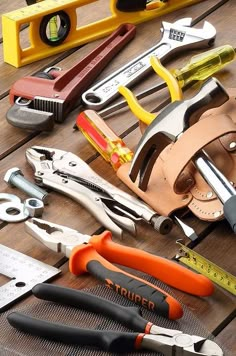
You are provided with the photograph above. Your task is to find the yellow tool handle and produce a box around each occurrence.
[173,44,236,88]
[76,110,133,170]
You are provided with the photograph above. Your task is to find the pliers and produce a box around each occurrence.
[7,283,223,355]
[25,218,214,320]
[25,145,173,237]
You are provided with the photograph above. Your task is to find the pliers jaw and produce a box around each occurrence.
[25,146,57,183]
[25,218,90,258]
[25,145,172,236]
[142,334,223,356]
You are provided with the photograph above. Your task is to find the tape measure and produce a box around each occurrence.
[176,241,236,296]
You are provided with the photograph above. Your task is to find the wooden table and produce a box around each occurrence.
[0,0,235,355]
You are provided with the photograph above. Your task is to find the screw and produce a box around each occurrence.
[4,167,49,204]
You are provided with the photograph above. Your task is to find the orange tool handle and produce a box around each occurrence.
[69,242,183,320]
[89,232,214,297]
[76,110,133,170]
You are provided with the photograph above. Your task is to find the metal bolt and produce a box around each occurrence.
[4,167,49,204]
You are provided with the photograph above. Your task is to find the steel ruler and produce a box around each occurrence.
[0,244,60,311]
[176,241,236,296]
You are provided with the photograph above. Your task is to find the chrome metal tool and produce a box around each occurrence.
[25,146,173,237]
[82,18,216,110]
[0,244,60,311]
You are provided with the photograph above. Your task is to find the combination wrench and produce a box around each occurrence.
[82,18,216,110]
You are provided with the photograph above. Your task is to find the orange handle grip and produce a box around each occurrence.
[89,231,214,297]
[69,243,183,320]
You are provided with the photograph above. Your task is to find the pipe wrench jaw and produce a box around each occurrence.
[129,78,229,191]
[6,98,55,132]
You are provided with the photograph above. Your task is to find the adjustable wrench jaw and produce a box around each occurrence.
[82,18,216,110]
[159,18,216,57]
[129,77,229,191]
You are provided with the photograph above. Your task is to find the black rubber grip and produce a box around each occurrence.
[25,0,37,4]
[116,0,146,11]
[223,196,236,233]
[87,260,169,317]
[33,283,148,332]
[6,104,54,132]
[7,312,139,352]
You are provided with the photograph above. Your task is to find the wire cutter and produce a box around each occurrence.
[25,145,173,236]
[25,218,214,320]
[8,283,223,355]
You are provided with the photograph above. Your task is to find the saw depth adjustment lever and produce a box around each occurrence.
[129,77,236,233]
[6,23,136,132]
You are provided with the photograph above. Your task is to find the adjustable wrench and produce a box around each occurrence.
[7,24,136,131]
[82,18,216,110]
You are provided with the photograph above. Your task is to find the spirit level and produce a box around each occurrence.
[2,0,205,67]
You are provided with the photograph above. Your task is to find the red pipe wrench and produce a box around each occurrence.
[7,23,136,132]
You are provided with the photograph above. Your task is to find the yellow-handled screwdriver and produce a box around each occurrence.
[100,44,236,118]
[173,44,236,88]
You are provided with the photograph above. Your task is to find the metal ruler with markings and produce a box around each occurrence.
[0,244,61,311]
[176,241,236,296]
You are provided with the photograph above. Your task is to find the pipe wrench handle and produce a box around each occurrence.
[70,241,183,320]
[7,23,136,130]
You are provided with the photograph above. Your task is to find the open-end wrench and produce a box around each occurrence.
[7,24,136,132]
[82,18,216,110]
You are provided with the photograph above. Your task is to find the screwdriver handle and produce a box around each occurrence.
[173,44,236,88]
[90,232,214,297]
[69,239,183,320]
[76,110,133,170]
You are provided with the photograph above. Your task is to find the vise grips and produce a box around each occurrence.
[6,24,136,132]
[25,146,173,237]
[82,17,216,110]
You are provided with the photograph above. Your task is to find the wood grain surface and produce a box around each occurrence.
[0,0,235,355]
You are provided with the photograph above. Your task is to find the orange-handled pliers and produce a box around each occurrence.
[25,218,214,320]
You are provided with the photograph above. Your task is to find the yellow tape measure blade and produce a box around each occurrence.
[176,241,236,296]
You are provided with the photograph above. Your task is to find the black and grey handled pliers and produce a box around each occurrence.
[25,145,173,237]
[8,283,223,355]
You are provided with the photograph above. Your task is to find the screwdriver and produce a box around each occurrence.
[100,44,236,118]
[77,110,133,171]
[76,110,199,240]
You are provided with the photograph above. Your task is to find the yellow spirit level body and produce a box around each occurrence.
[2,0,204,67]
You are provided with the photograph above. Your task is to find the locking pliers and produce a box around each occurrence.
[25,146,173,237]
